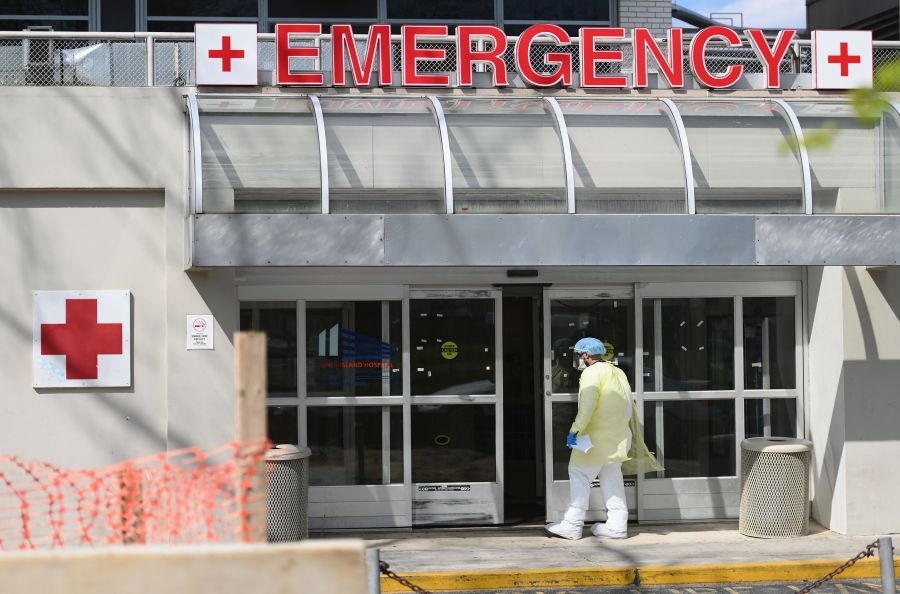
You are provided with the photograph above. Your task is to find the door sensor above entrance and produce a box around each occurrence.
[506,269,538,278]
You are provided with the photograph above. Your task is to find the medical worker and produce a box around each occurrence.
[546,337,651,540]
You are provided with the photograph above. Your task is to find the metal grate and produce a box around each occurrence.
[265,447,310,542]
[739,442,810,538]
[0,33,899,89]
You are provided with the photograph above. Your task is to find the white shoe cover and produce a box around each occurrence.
[545,520,583,540]
[591,523,627,539]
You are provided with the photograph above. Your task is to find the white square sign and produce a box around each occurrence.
[195,23,258,86]
[813,30,873,90]
[187,314,214,350]
[33,291,132,388]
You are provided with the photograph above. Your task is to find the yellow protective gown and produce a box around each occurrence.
[568,362,663,474]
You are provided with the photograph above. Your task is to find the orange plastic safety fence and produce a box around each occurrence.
[0,440,269,550]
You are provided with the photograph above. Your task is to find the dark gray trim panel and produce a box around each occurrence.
[193,214,385,266]
[192,214,900,267]
[756,216,900,266]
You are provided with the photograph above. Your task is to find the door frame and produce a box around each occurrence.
[408,288,505,525]
[542,286,637,522]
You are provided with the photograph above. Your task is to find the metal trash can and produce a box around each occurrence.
[264,444,311,542]
[740,437,812,538]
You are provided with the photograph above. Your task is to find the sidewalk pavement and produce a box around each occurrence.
[314,521,897,592]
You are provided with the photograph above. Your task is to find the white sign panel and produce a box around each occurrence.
[813,30,873,90]
[187,314,214,350]
[195,23,258,86]
[33,291,131,388]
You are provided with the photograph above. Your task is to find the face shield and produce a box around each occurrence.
[572,352,587,371]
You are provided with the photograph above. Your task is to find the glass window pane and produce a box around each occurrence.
[319,98,445,214]
[148,0,256,17]
[267,405,298,445]
[441,98,567,213]
[551,402,576,480]
[199,97,321,214]
[240,302,298,398]
[411,298,495,395]
[676,101,804,214]
[504,0,609,21]
[743,297,796,390]
[308,406,402,486]
[791,102,889,213]
[412,404,495,483]
[0,18,87,29]
[645,400,735,478]
[642,299,656,393]
[270,0,376,18]
[744,398,797,438]
[645,298,734,392]
[0,1,86,14]
[306,301,402,397]
[885,110,900,213]
[559,100,686,214]
[550,298,634,392]
[388,0,493,20]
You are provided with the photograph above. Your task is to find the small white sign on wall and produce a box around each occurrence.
[187,314,214,350]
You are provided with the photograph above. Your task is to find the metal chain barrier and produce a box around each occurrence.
[379,561,433,594]
[793,540,880,594]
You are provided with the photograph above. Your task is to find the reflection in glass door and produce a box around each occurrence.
[410,290,503,525]
[543,288,636,522]
[637,285,802,521]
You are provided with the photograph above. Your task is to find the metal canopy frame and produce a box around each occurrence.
[189,94,887,219]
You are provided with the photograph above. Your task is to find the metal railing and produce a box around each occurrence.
[2,30,900,88]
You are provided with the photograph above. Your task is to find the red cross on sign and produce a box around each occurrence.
[41,299,122,380]
[34,291,131,388]
[208,35,245,72]
[827,42,861,77]
[195,23,258,86]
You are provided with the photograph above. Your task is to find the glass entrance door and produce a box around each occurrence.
[410,289,503,525]
[636,283,803,521]
[543,288,636,522]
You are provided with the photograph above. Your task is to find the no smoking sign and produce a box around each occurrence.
[187,314,214,350]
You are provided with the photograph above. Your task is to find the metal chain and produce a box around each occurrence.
[379,561,433,594]
[793,540,880,594]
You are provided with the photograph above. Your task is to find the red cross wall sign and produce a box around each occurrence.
[195,23,258,86]
[33,291,131,388]
[813,30,873,90]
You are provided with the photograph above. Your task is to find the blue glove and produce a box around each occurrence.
[566,433,577,449]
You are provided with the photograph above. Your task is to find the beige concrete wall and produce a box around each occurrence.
[807,266,900,536]
[0,87,239,468]
[840,266,900,535]
[0,540,367,594]
[806,266,848,534]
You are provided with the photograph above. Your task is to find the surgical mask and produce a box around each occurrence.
[573,355,587,371]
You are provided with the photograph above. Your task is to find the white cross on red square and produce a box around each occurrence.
[33,291,131,388]
[195,23,258,86]
[813,30,873,90]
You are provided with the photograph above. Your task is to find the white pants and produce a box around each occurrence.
[563,463,629,533]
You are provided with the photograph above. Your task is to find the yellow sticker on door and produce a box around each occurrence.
[601,341,615,361]
[441,341,459,360]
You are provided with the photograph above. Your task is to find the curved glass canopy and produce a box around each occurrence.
[675,100,804,214]
[319,97,446,214]
[791,102,900,214]
[198,96,321,213]
[558,99,686,214]
[194,95,900,216]
[439,98,567,214]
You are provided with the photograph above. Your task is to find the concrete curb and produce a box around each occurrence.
[380,557,899,592]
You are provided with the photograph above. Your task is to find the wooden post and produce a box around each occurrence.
[234,331,268,543]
